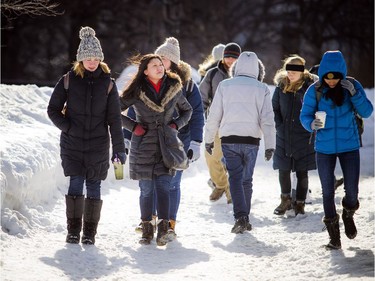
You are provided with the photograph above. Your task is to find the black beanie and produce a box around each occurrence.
[223,43,241,59]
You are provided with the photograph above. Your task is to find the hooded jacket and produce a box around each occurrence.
[205,51,276,150]
[300,50,373,154]
[120,72,192,180]
[47,67,125,180]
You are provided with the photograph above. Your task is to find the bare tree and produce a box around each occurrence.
[1,0,62,19]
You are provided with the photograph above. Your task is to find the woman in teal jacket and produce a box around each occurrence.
[300,50,373,250]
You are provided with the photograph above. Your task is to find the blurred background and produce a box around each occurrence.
[1,0,374,88]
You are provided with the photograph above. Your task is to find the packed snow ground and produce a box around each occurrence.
[0,84,374,281]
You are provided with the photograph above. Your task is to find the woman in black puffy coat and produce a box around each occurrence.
[272,55,317,217]
[120,54,192,246]
[47,27,125,245]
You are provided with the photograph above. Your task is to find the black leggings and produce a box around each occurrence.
[279,170,308,201]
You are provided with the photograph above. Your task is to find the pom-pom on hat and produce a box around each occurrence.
[223,42,241,59]
[155,37,180,65]
[211,43,225,61]
[76,26,104,62]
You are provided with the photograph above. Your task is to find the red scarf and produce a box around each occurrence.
[148,78,162,94]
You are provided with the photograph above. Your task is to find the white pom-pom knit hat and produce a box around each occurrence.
[76,26,104,62]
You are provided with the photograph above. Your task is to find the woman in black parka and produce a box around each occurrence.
[47,27,125,245]
[120,54,192,246]
[272,55,317,216]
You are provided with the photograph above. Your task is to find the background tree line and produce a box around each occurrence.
[1,0,374,88]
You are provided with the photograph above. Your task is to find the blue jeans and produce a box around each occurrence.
[68,175,101,199]
[316,150,360,219]
[139,174,173,221]
[222,143,259,219]
[169,170,183,221]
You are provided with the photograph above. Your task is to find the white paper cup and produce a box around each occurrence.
[315,111,327,128]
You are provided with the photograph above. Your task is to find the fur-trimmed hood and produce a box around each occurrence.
[274,71,316,88]
[139,71,182,113]
[176,60,192,84]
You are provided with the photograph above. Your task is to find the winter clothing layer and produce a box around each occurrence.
[199,61,230,111]
[47,68,125,180]
[120,72,192,180]
[205,51,276,150]
[76,27,104,62]
[300,51,373,154]
[272,73,316,171]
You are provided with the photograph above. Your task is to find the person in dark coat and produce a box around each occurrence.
[120,53,192,246]
[272,55,317,217]
[47,26,125,245]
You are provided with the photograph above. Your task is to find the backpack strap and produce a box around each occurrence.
[185,79,194,99]
[63,72,70,92]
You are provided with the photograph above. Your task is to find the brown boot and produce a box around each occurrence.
[167,219,177,241]
[156,219,169,246]
[323,214,341,250]
[273,194,292,215]
[209,188,225,201]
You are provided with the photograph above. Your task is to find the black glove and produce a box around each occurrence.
[264,149,274,161]
[112,152,126,164]
[205,142,214,155]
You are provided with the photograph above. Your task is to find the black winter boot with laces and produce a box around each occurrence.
[156,219,169,246]
[139,221,154,245]
[342,199,359,239]
[231,216,249,234]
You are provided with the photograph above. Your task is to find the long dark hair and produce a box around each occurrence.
[121,53,165,100]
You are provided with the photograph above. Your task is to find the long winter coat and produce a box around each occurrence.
[300,51,373,154]
[205,52,276,150]
[272,73,317,171]
[47,67,125,180]
[120,72,192,180]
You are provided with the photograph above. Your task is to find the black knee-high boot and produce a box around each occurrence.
[65,195,84,244]
[82,198,103,245]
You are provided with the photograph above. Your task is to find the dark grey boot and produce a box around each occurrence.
[82,198,103,245]
[156,219,169,246]
[342,199,359,239]
[65,195,84,244]
[139,221,154,245]
[323,214,341,250]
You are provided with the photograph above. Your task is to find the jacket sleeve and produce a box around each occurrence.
[122,106,136,140]
[119,96,138,134]
[350,79,373,118]
[106,82,125,154]
[47,76,70,133]
[260,86,276,150]
[174,93,193,130]
[198,69,213,112]
[204,84,223,144]
[186,82,204,142]
[272,86,282,128]
[300,84,318,133]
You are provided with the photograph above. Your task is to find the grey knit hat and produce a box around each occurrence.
[211,43,225,61]
[76,26,104,62]
[155,37,180,65]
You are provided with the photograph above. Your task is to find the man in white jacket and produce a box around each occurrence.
[205,51,276,234]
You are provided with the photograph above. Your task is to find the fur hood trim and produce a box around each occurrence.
[177,60,192,84]
[139,73,182,113]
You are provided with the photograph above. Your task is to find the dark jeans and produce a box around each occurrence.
[139,174,173,221]
[169,170,183,221]
[68,175,101,199]
[279,170,308,201]
[316,150,360,219]
[222,143,259,219]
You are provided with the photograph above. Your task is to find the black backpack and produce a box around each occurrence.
[315,77,364,146]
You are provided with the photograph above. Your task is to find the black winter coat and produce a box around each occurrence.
[47,68,125,180]
[272,77,316,171]
[120,73,192,180]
